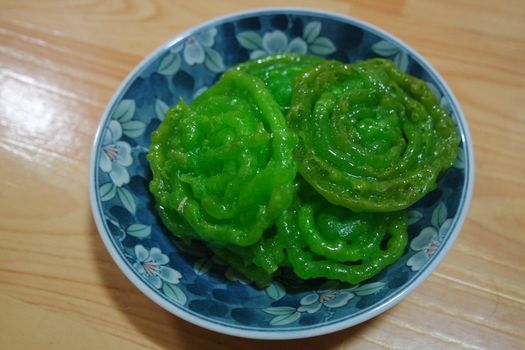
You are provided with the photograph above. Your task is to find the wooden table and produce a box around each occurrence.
[1,1,524,348]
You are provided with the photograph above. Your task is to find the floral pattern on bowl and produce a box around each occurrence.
[236,20,336,59]
[90,9,473,339]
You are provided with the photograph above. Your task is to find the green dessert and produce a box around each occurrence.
[148,53,458,287]
[288,58,459,212]
[232,53,324,113]
[148,70,297,247]
[278,178,408,285]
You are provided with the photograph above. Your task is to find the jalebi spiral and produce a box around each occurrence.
[288,58,459,212]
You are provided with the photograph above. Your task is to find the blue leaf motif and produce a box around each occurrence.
[263,306,297,315]
[264,306,301,326]
[309,37,336,55]
[297,302,322,314]
[394,52,409,72]
[197,28,217,47]
[286,37,308,54]
[408,209,423,225]
[160,266,182,284]
[453,148,465,169]
[353,282,385,296]
[264,282,286,301]
[162,282,187,305]
[438,219,453,241]
[121,120,146,138]
[431,202,448,229]
[100,182,116,202]
[407,250,428,271]
[410,227,437,251]
[269,311,301,326]
[112,99,135,123]
[303,21,321,43]
[203,46,225,73]
[184,39,205,65]
[134,244,149,261]
[323,291,354,308]
[155,99,169,121]
[236,31,263,50]
[249,50,268,59]
[300,293,319,306]
[117,187,136,214]
[126,223,151,238]
[427,81,452,112]
[441,96,452,114]
[158,52,181,75]
[262,30,288,54]
[371,40,399,57]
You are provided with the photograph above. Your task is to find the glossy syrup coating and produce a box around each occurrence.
[278,178,408,285]
[148,70,297,247]
[148,54,458,287]
[288,58,459,212]
[232,53,324,113]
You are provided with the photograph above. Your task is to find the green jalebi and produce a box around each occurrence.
[148,69,297,247]
[288,58,459,212]
[148,53,459,287]
[232,53,324,113]
[278,178,408,284]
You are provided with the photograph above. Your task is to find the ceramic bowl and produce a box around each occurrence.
[90,8,474,339]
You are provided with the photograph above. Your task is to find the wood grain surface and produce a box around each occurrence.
[1,0,524,349]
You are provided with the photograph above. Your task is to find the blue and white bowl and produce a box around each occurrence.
[90,8,474,339]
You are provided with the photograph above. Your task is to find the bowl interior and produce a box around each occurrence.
[90,8,472,339]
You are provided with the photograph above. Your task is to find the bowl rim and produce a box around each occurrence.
[89,7,475,340]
